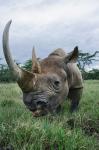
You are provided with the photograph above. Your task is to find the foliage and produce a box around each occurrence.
[0,50,99,82]
[77,51,99,79]
[84,69,99,80]
[0,81,99,149]
[22,59,32,71]
[78,51,99,72]
[0,64,15,82]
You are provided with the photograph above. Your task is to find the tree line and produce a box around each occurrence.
[0,51,99,82]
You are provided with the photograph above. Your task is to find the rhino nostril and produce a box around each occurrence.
[24,101,32,106]
[29,107,37,112]
[37,101,47,107]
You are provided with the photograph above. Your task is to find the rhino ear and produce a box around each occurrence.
[64,46,79,63]
[32,47,41,74]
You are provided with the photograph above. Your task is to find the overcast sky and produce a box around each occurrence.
[0,0,99,69]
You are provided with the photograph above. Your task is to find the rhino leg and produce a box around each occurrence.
[56,105,62,113]
[68,88,83,112]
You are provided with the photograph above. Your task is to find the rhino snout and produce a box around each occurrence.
[23,92,48,112]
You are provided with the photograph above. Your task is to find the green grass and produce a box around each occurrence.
[0,80,99,150]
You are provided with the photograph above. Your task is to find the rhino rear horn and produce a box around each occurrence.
[32,47,41,74]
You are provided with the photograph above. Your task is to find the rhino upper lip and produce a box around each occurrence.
[27,100,48,112]
[32,108,48,117]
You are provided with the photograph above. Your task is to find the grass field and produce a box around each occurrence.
[0,80,99,150]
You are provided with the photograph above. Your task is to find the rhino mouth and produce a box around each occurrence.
[32,109,48,117]
[31,101,48,117]
[32,101,60,117]
[23,92,60,117]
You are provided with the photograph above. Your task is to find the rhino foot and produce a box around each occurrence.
[70,100,79,113]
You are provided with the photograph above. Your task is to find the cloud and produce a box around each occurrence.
[0,0,99,69]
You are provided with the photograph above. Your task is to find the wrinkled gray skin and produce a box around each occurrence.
[23,49,83,116]
[2,20,83,117]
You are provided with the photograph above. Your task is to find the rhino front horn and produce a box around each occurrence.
[2,20,23,80]
[2,20,36,92]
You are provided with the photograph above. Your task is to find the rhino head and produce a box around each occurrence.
[2,20,81,117]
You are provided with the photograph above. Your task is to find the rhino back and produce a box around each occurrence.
[48,48,67,57]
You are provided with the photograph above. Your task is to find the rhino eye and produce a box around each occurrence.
[53,80,60,87]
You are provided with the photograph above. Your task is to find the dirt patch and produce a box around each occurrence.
[44,141,65,150]
[0,145,14,150]
[0,146,4,150]
[81,119,99,138]
[67,118,99,139]
[67,118,75,129]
